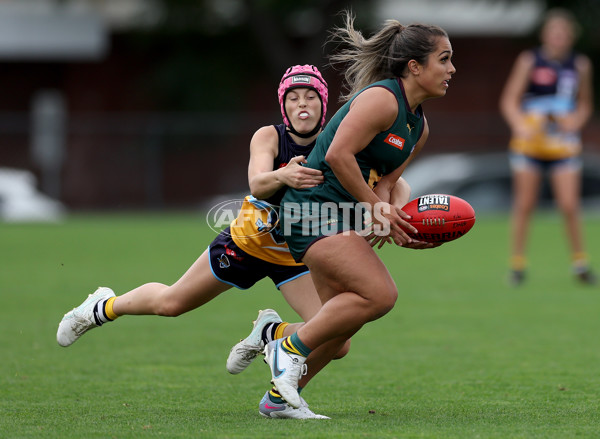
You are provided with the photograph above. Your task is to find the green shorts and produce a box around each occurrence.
[280,185,364,262]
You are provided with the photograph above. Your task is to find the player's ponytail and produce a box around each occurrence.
[329,11,447,102]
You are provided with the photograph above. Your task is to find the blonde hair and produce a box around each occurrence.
[328,11,448,102]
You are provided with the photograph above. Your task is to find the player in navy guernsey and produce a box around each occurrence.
[261,13,453,410]
[500,8,596,286]
[56,65,354,419]
[228,123,317,265]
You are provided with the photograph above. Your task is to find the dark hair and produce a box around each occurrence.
[329,11,448,101]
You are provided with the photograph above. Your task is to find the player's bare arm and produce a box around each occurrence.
[499,51,536,138]
[248,126,323,199]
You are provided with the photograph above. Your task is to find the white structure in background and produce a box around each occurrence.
[0,1,106,60]
[376,0,545,36]
[0,0,162,61]
[0,168,65,222]
[31,90,66,201]
[0,1,163,222]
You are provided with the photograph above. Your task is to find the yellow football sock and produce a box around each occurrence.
[274,322,289,340]
[105,296,119,320]
[572,252,588,268]
[268,387,284,403]
[510,255,526,271]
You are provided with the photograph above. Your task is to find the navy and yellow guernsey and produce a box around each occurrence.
[229,124,314,266]
[510,48,582,160]
[280,78,425,261]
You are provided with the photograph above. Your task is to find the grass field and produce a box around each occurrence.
[1,211,600,438]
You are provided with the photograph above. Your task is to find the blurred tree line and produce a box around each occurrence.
[122,0,372,112]
[120,0,600,112]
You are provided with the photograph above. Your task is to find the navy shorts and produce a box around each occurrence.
[208,228,309,290]
[509,152,582,173]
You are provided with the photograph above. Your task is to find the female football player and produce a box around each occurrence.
[57,64,347,419]
[261,12,452,409]
[499,8,595,286]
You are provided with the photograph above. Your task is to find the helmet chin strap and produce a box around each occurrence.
[286,121,321,139]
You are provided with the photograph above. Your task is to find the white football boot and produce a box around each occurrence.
[226,309,282,374]
[263,339,306,409]
[259,391,330,419]
[56,287,115,347]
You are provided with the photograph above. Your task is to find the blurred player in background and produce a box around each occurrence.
[499,8,596,286]
[57,64,349,419]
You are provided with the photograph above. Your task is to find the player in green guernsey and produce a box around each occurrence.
[306,78,424,196]
[283,77,426,251]
[263,12,456,410]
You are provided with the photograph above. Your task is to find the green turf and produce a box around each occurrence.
[1,211,599,438]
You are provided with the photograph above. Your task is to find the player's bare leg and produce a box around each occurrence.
[509,166,542,285]
[550,165,596,284]
[57,250,231,346]
[112,250,229,316]
[264,232,396,407]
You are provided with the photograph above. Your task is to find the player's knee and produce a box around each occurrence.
[516,201,536,215]
[371,287,398,318]
[157,299,188,317]
[333,339,351,360]
[559,201,578,216]
[154,286,187,317]
[157,303,185,317]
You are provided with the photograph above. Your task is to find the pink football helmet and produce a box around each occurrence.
[278,65,328,135]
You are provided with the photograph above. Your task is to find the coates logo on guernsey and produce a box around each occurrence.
[418,194,450,212]
[384,133,405,150]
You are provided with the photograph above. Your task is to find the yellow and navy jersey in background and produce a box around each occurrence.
[229,124,315,266]
[510,48,582,160]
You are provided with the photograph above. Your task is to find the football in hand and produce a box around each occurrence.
[401,194,475,243]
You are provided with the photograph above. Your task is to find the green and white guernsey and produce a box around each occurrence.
[280,77,425,261]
